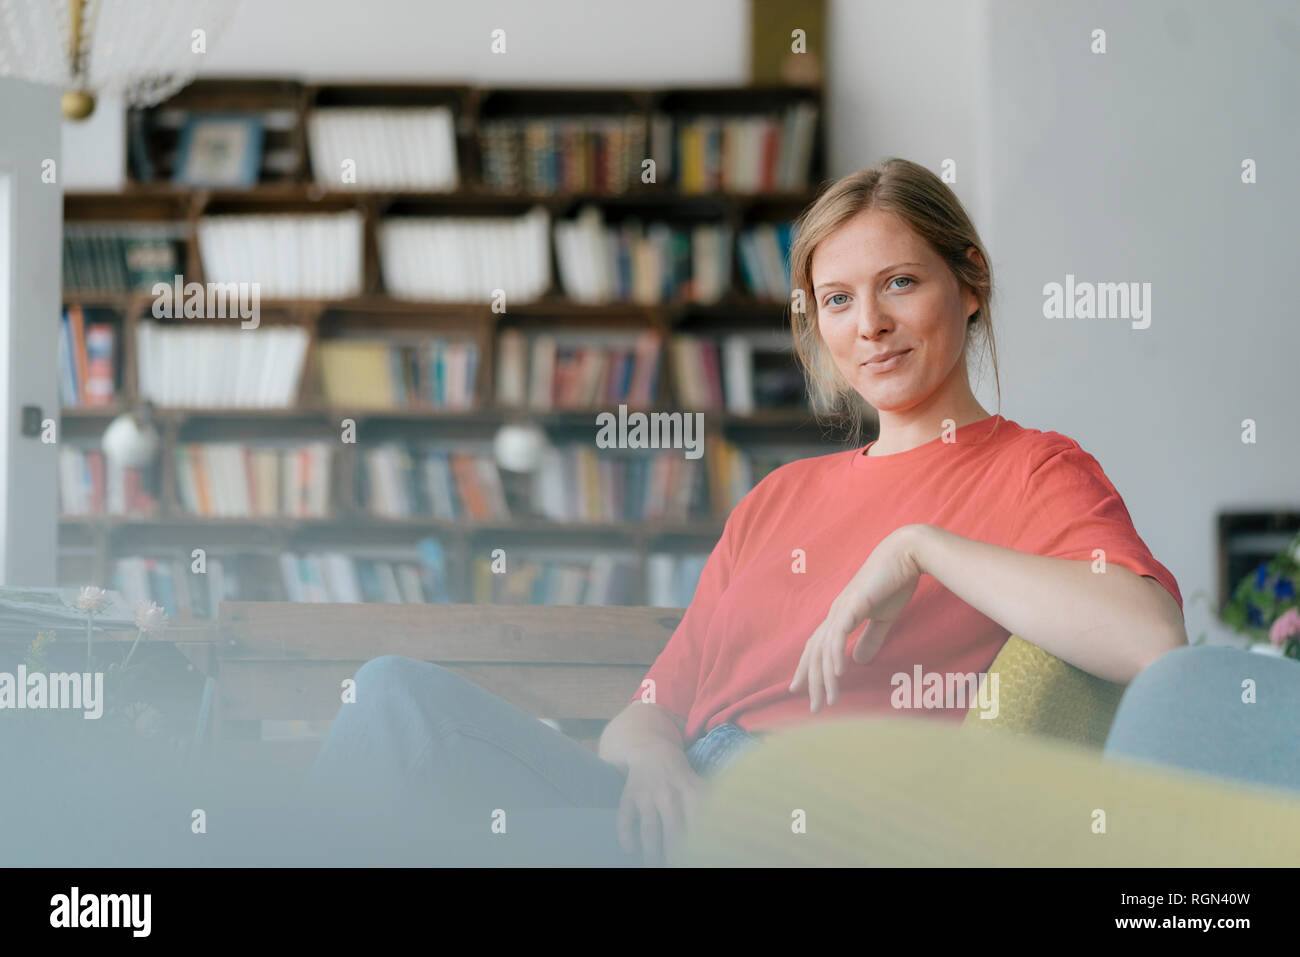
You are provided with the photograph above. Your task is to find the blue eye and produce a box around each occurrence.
[825,292,850,307]
[889,276,914,289]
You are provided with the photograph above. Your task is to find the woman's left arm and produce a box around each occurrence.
[790,524,1187,712]
[909,523,1187,683]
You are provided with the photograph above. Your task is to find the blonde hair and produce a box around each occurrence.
[788,157,1001,447]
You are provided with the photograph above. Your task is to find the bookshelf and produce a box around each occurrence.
[58,78,870,613]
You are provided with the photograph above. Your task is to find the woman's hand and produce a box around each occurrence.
[616,740,708,866]
[789,524,928,713]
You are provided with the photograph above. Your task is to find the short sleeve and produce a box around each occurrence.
[1008,441,1183,611]
[630,509,742,721]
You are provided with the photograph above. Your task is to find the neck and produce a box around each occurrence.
[867,391,990,456]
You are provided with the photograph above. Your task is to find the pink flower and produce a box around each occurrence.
[1269,607,1300,647]
[134,601,168,633]
[75,585,109,614]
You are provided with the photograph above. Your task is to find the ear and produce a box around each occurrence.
[963,245,986,320]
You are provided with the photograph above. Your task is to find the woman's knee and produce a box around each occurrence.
[351,655,460,707]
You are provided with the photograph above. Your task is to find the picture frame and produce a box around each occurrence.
[172,113,264,187]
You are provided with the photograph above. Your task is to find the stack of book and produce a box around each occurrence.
[316,337,479,409]
[496,329,661,410]
[135,323,309,408]
[307,106,460,190]
[646,552,709,607]
[668,335,726,411]
[278,543,452,603]
[197,212,365,298]
[377,208,552,302]
[115,539,453,613]
[357,444,510,521]
[62,223,184,292]
[114,554,230,619]
[478,115,647,194]
[58,306,117,407]
[470,550,641,605]
[663,102,819,193]
[706,438,832,513]
[173,442,332,518]
[58,447,158,516]
[670,331,807,413]
[738,221,795,301]
[553,205,732,304]
[532,444,708,523]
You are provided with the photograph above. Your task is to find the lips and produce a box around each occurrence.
[864,348,911,366]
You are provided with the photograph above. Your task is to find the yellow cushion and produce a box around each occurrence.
[963,634,1125,749]
[672,716,1300,866]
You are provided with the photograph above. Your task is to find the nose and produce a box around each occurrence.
[856,296,892,340]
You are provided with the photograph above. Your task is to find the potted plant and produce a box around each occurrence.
[1220,529,1300,659]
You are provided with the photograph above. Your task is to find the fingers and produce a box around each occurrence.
[657,787,687,860]
[616,788,639,855]
[808,639,825,712]
[788,639,809,693]
[822,638,838,707]
[638,796,663,866]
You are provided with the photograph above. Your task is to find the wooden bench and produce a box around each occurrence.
[197,602,682,770]
[194,602,1125,777]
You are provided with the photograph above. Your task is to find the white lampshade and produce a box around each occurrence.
[493,423,548,473]
[102,411,160,468]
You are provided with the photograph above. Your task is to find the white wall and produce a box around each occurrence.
[203,0,750,82]
[981,0,1300,646]
[53,0,1299,645]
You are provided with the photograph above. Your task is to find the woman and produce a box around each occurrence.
[305,157,1186,867]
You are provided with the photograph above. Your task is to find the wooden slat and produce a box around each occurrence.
[217,602,682,664]
[215,659,649,722]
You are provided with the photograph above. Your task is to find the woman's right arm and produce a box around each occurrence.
[599,702,704,865]
[599,484,758,861]
[597,700,687,768]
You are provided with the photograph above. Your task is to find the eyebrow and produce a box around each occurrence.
[813,262,924,292]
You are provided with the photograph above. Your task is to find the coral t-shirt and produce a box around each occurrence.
[631,414,1183,745]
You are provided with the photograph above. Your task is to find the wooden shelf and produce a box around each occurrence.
[68,183,823,208]
[60,403,824,427]
[59,514,726,539]
[56,76,835,608]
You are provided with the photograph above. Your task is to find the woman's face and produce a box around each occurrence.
[812,207,979,415]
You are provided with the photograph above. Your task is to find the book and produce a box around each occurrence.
[135,323,308,408]
[377,208,551,302]
[307,106,460,191]
[197,212,364,298]
[173,443,331,518]
[554,205,731,305]
[479,115,645,194]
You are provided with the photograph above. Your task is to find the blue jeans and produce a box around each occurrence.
[301,655,761,866]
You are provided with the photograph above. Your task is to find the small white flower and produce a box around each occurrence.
[134,601,168,633]
[124,701,164,738]
[75,585,110,614]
